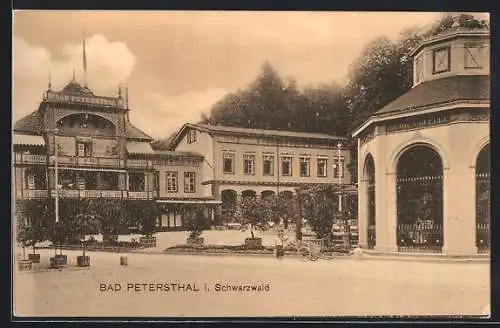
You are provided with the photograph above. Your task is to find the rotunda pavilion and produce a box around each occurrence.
[352,17,490,256]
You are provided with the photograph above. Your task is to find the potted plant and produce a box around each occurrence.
[183,205,208,246]
[240,197,268,248]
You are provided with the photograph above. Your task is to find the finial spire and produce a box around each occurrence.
[72,67,76,81]
[83,31,88,87]
[125,87,129,108]
[118,83,122,97]
[48,67,52,91]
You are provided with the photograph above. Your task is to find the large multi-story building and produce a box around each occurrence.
[13,78,354,232]
[168,123,352,221]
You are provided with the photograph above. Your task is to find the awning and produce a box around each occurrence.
[126,141,154,154]
[13,134,45,146]
[157,199,222,204]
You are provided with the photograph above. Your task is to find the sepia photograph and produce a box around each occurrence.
[12,10,490,319]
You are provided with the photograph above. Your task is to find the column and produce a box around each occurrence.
[442,165,477,255]
[236,193,242,222]
[374,172,398,253]
[118,173,127,190]
[358,178,369,248]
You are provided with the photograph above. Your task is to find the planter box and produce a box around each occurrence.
[186,237,204,246]
[139,236,157,248]
[18,259,32,271]
[54,254,67,265]
[244,238,263,248]
[28,253,41,263]
[77,255,90,267]
[120,256,128,266]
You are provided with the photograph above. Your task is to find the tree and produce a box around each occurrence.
[125,200,159,237]
[298,185,340,239]
[240,197,268,239]
[179,204,210,239]
[14,200,52,257]
[72,201,102,258]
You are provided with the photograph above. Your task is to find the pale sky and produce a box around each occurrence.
[12,11,445,139]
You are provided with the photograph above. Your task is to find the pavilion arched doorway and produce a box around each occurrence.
[364,154,376,249]
[396,144,444,253]
[475,143,490,253]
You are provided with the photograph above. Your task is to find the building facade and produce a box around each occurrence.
[353,21,490,256]
[169,123,352,222]
[12,77,218,232]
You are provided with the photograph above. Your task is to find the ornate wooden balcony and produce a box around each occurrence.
[49,156,123,168]
[50,189,126,199]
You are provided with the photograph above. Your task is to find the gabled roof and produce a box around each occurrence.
[125,121,153,141]
[376,75,490,116]
[13,111,42,134]
[169,123,347,150]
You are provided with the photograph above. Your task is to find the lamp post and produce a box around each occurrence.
[336,142,349,248]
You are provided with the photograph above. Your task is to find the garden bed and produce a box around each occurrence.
[164,244,353,256]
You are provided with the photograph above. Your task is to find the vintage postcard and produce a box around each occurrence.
[12,10,490,319]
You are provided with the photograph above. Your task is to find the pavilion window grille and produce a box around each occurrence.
[396,146,444,253]
[476,144,490,254]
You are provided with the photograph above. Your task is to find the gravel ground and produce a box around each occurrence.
[13,248,490,318]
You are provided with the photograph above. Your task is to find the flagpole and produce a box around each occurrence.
[83,31,88,87]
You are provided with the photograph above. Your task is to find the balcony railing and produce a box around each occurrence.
[50,189,125,199]
[128,191,156,200]
[49,156,121,168]
[15,154,47,165]
[22,190,49,199]
[48,189,156,199]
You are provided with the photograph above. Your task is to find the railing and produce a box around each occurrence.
[48,189,156,199]
[126,159,153,169]
[22,190,49,199]
[50,189,125,199]
[15,154,47,165]
[476,223,490,254]
[397,222,443,253]
[49,156,121,168]
[128,191,156,200]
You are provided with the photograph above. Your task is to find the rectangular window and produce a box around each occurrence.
[263,155,274,176]
[333,159,345,178]
[223,153,234,174]
[281,156,292,176]
[26,175,35,190]
[432,46,450,74]
[299,157,310,177]
[166,171,178,193]
[77,143,85,157]
[187,130,197,144]
[184,172,196,193]
[317,158,328,177]
[464,45,483,69]
[243,154,255,175]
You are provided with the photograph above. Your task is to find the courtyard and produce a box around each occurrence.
[14,247,489,318]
